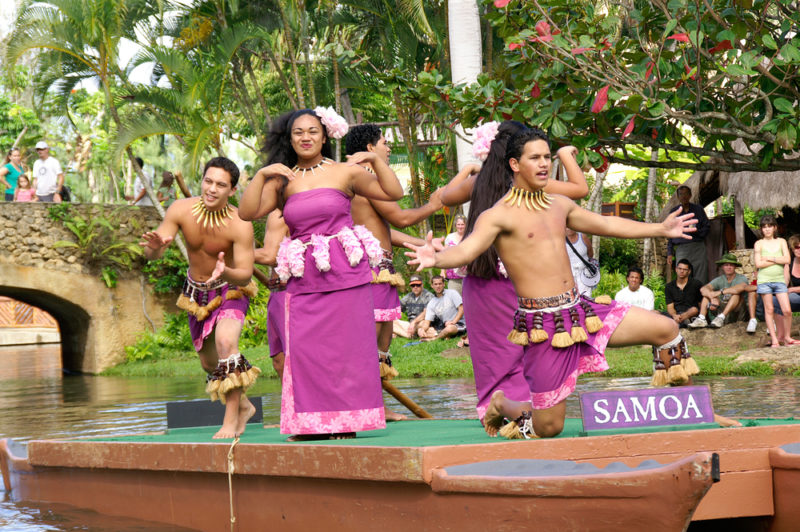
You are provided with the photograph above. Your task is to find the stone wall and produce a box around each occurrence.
[0,202,162,275]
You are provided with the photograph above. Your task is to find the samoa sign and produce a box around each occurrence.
[579,386,715,432]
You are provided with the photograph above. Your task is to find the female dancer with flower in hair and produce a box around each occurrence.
[440,120,590,437]
[239,108,403,440]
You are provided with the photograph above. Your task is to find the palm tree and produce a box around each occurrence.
[6,0,164,209]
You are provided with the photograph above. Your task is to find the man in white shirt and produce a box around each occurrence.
[614,267,655,311]
[32,141,64,202]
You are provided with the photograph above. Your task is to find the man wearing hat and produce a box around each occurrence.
[392,274,434,338]
[689,253,758,331]
[32,141,64,202]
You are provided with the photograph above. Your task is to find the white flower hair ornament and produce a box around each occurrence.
[313,106,349,139]
[471,121,500,161]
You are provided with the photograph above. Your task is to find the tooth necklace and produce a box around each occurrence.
[503,186,552,211]
[192,199,232,228]
[292,157,333,178]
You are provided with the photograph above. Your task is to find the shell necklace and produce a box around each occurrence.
[292,157,333,178]
[192,199,232,228]
[503,186,552,211]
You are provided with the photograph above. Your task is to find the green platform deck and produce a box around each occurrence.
[93,417,800,447]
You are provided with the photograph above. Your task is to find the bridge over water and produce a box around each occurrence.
[0,203,175,373]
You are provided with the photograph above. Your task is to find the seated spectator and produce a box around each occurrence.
[688,253,758,331]
[614,267,654,310]
[392,274,434,339]
[662,259,703,328]
[416,275,466,341]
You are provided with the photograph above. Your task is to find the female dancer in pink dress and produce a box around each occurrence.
[441,120,589,436]
[240,108,404,440]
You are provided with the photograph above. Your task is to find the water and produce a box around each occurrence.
[1,344,798,530]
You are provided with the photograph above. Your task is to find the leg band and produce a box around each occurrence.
[205,353,261,404]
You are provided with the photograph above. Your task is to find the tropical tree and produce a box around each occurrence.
[427,0,800,173]
[6,0,165,206]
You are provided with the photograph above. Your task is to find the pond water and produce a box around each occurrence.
[1,343,798,531]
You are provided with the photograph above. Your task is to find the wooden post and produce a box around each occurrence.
[734,195,745,249]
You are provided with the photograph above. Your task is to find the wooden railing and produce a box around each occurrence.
[0,296,58,328]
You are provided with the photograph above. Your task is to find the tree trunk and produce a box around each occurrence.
[588,170,606,254]
[277,2,306,108]
[642,148,659,276]
[262,47,298,109]
[393,90,422,208]
[447,0,483,170]
[735,195,745,249]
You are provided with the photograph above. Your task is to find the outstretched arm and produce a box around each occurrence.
[545,146,589,200]
[348,152,403,200]
[391,229,444,251]
[239,164,294,220]
[371,188,443,228]
[440,163,481,206]
[566,200,696,241]
[405,209,503,271]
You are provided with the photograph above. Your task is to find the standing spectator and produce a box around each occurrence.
[614,267,655,310]
[754,215,798,347]
[688,253,757,331]
[32,141,64,203]
[565,227,595,297]
[416,275,466,341]
[0,147,25,201]
[393,274,434,339]
[443,214,468,294]
[667,185,710,283]
[663,259,703,328]
[757,234,800,338]
[127,157,154,206]
[13,175,37,202]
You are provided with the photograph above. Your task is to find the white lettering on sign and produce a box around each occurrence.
[593,399,610,424]
[630,396,657,422]
[683,394,703,419]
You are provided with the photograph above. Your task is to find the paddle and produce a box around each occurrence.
[380,361,432,419]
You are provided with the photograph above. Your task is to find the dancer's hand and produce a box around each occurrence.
[256,163,296,182]
[345,151,376,166]
[139,231,173,250]
[431,236,445,251]
[662,209,697,240]
[404,231,437,271]
[556,145,578,161]
[208,252,226,282]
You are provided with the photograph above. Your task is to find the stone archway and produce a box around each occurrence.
[0,286,89,371]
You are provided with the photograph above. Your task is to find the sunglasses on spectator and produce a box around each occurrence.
[409,282,423,287]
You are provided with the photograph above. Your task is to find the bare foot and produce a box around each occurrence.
[714,413,742,428]
[385,406,407,421]
[483,390,507,437]
[330,432,355,440]
[235,398,256,436]
[213,421,237,439]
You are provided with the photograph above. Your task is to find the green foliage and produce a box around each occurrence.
[597,238,640,273]
[425,0,800,174]
[49,205,144,287]
[142,246,189,294]
[124,311,194,362]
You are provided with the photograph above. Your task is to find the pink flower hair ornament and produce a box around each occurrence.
[313,106,349,139]
[472,121,500,161]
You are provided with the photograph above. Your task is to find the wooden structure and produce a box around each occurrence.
[0,296,57,328]
[2,419,800,531]
[602,201,637,219]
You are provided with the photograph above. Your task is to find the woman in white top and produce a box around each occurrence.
[565,228,594,297]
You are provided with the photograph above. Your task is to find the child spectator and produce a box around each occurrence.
[754,215,798,347]
[14,175,37,202]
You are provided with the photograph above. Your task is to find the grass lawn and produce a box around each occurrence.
[103,336,794,379]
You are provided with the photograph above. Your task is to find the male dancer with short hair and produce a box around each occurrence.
[345,123,443,420]
[140,156,260,439]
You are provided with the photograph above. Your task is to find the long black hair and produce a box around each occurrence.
[263,109,334,167]
[465,120,528,279]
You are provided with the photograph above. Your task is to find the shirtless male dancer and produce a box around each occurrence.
[346,124,443,421]
[407,128,739,439]
[140,157,260,439]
